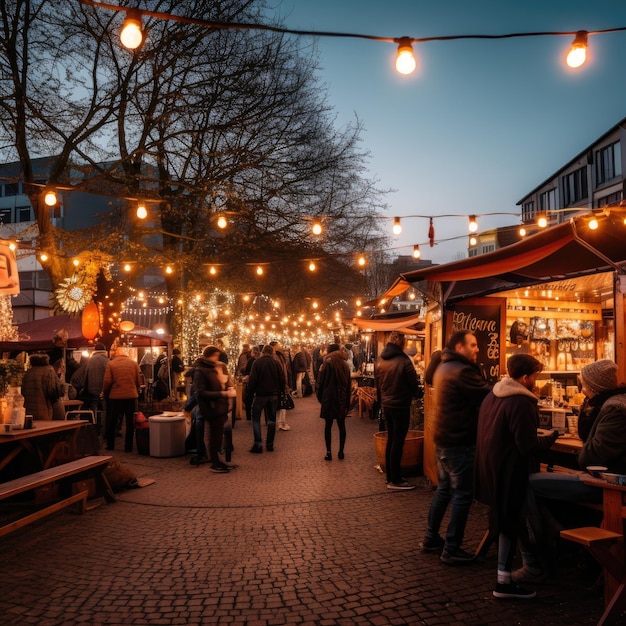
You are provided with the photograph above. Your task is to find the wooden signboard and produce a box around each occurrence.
[444,297,506,385]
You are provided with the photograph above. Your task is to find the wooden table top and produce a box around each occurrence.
[0,420,84,441]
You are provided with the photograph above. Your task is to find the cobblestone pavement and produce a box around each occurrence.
[0,395,604,625]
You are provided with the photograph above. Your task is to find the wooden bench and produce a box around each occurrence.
[0,455,113,537]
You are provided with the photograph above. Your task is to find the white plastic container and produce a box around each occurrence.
[148,414,186,457]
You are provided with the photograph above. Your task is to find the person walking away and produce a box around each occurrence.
[22,352,65,420]
[475,354,559,600]
[192,346,236,473]
[70,342,109,427]
[421,329,492,565]
[247,344,285,453]
[236,344,252,377]
[292,344,312,397]
[271,341,292,431]
[243,346,260,421]
[316,343,351,461]
[374,331,423,491]
[102,346,141,452]
[171,348,185,398]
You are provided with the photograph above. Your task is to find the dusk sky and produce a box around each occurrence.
[272,1,626,264]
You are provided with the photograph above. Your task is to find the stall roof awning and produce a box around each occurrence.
[352,310,424,334]
[377,209,626,305]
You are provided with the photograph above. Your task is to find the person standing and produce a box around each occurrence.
[475,354,558,600]
[292,344,312,397]
[102,346,141,452]
[374,331,423,491]
[270,341,292,431]
[22,352,65,420]
[247,344,285,453]
[421,329,492,565]
[171,348,185,398]
[236,343,252,377]
[243,345,261,421]
[316,343,351,461]
[70,342,109,422]
[192,346,235,473]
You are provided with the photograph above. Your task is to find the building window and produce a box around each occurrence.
[561,166,588,205]
[3,183,19,196]
[539,189,557,212]
[16,206,32,222]
[522,200,535,222]
[481,244,495,254]
[596,191,623,208]
[0,209,11,224]
[468,248,478,257]
[595,141,622,186]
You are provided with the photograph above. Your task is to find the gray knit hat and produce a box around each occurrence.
[581,359,618,395]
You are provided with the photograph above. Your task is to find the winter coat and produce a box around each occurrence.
[578,388,626,473]
[70,350,109,398]
[474,377,557,534]
[292,349,311,374]
[102,354,141,400]
[22,354,64,420]
[432,348,492,448]
[316,349,351,420]
[191,358,228,421]
[374,342,422,409]
[247,354,285,398]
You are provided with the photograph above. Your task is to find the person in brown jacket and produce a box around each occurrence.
[22,352,64,420]
[102,346,141,452]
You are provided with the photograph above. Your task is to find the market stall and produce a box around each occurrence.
[374,208,626,483]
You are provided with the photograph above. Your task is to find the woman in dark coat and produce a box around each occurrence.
[475,354,557,600]
[316,344,351,461]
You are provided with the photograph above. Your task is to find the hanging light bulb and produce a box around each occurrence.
[209,266,217,275]
[519,226,527,237]
[428,217,435,247]
[165,265,173,275]
[566,31,588,68]
[308,261,316,272]
[216,214,228,229]
[589,217,599,230]
[120,10,143,50]
[395,37,416,75]
[136,202,147,219]
[357,255,366,267]
[412,244,421,259]
[40,252,48,262]
[537,213,548,228]
[468,214,478,233]
[123,263,132,272]
[256,266,264,276]
[43,188,58,207]
[392,217,402,235]
[469,235,478,247]
[312,221,322,235]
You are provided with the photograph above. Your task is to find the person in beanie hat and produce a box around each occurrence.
[526,359,626,566]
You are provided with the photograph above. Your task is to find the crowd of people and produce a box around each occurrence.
[15,325,624,606]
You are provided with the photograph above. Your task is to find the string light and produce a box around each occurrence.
[589,217,599,230]
[43,189,57,207]
[308,261,316,271]
[395,38,416,75]
[120,9,143,49]
[78,0,624,75]
[468,215,478,233]
[136,202,147,219]
[217,214,228,229]
[392,216,402,235]
[537,213,548,228]
[412,244,421,259]
[311,221,322,235]
[566,30,588,68]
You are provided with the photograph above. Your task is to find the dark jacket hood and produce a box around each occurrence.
[29,354,50,367]
[380,342,405,360]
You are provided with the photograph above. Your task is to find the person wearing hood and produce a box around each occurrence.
[22,352,65,420]
[374,331,423,491]
[316,343,352,461]
[475,354,559,601]
[70,342,109,419]
[421,329,492,565]
[192,346,235,473]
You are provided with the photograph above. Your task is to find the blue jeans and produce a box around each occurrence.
[252,395,278,447]
[426,445,475,551]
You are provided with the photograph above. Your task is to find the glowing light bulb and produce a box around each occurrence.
[136,203,147,219]
[589,218,598,230]
[412,245,421,259]
[209,266,217,275]
[256,266,264,276]
[468,215,478,233]
[357,255,366,267]
[308,261,316,271]
[392,217,402,235]
[566,31,588,69]
[217,215,227,229]
[44,189,57,206]
[396,38,416,75]
[312,221,322,235]
[165,265,173,274]
[537,214,548,228]
[124,263,131,272]
[519,227,526,237]
[120,12,143,50]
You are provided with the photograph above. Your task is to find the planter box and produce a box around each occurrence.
[373,429,424,476]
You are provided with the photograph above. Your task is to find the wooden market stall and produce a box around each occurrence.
[374,208,626,483]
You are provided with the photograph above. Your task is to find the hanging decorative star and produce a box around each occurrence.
[55,274,93,314]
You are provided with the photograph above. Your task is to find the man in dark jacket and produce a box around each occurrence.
[374,331,423,491]
[421,329,491,565]
[247,344,285,453]
[475,354,558,600]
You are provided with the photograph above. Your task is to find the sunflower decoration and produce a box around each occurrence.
[55,273,93,314]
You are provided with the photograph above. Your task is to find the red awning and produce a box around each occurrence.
[376,209,626,304]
